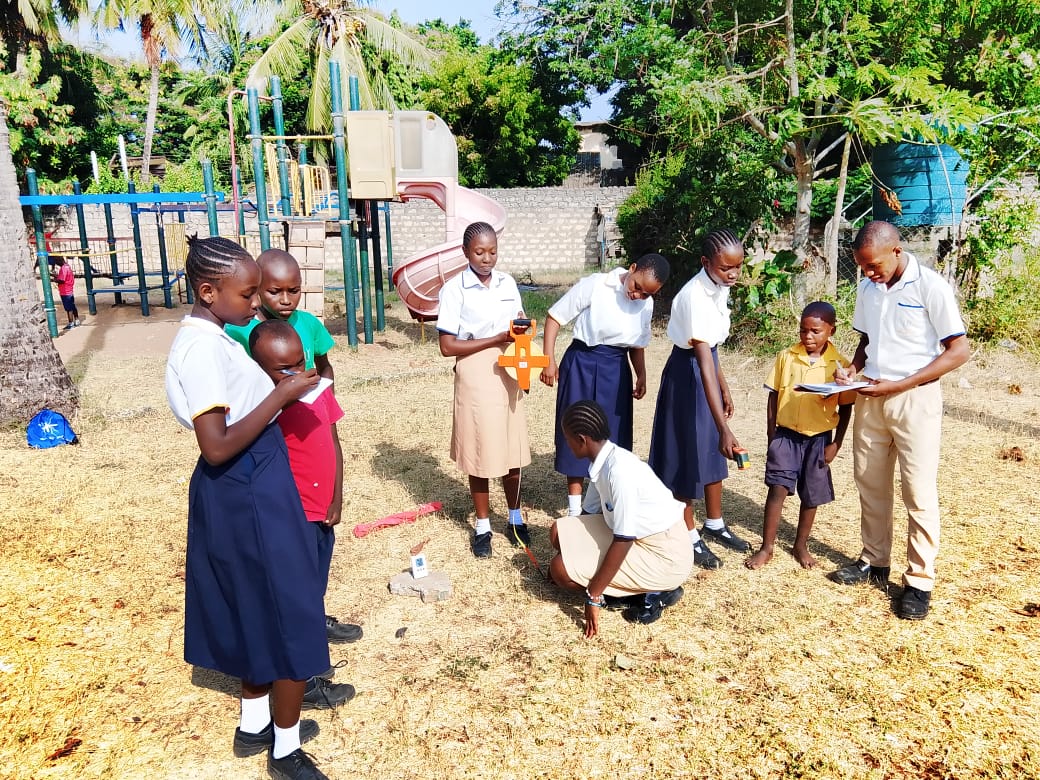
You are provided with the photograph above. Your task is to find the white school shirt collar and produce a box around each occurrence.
[460,266,506,290]
[698,267,728,300]
[587,439,616,481]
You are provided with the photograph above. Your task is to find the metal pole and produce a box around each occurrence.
[103,201,123,305]
[271,76,293,217]
[127,181,151,316]
[153,183,174,308]
[202,160,219,237]
[347,74,373,342]
[27,169,59,337]
[178,209,193,303]
[72,180,97,315]
[330,61,359,347]
[248,87,272,251]
[369,201,385,330]
[235,166,246,239]
[382,201,394,286]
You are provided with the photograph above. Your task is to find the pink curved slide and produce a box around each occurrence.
[391,178,507,320]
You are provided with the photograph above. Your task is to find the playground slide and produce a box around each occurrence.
[391,178,507,320]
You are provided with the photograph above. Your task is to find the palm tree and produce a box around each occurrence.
[0,99,78,425]
[1,0,86,74]
[94,0,214,184]
[248,0,433,132]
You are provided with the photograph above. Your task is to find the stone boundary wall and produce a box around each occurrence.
[43,186,635,280]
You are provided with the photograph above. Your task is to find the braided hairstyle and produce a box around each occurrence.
[633,252,671,284]
[702,228,743,262]
[462,221,497,251]
[561,400,611,443]
[185,235,253,294]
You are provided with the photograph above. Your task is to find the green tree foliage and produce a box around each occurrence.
[417,46,580,187]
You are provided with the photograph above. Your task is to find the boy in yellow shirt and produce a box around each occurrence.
[746,301,855,570]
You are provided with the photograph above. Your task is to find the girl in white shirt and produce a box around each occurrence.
[436,222,530,558]
[540,254,669,516]
[549,400,693,638]
[166,236,351,777]
[648,229,749,570]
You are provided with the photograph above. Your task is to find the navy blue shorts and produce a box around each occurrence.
[764,427,834,508]
[60,294,77,313]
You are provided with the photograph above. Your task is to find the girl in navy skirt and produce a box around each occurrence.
[540,254,670,516]
[648,229,749,570]
[166,237,351,780]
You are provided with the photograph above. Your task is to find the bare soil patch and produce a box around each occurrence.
[2,296,1039,779]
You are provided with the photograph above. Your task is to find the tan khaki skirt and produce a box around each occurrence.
[556,515,694,596]
[450,345,531,478]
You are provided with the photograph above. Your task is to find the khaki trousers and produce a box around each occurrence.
[852,382,943,591]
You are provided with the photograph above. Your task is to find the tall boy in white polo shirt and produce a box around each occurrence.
[831,220,969,620]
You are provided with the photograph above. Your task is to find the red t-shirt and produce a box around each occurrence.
[277,386,344,521]
[56,264,75,296]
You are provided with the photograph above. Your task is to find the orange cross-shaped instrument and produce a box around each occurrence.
[498,319,549,391]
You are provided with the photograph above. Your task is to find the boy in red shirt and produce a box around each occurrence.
[50,256,81,330]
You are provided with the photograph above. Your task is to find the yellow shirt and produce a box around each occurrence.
[765,343,856,437]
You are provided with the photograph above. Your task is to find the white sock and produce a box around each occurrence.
[688,528,702,545]
[474,517,491,535]
[567,494,582,516]
[239,694,270,734]
[704,517,725,531]
[272,721,301,759]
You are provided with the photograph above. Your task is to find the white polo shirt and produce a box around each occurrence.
[166,316,276,430]
[547,267,653,348]
[666,268,731,349]
[852,253,966,381]
[582,441,685,539]
[436,267,524,340]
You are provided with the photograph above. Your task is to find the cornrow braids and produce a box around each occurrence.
[702,228,743,262]
[248,318,299,353]
[633,252,671,284]
[462,221,497,250]
[185,235,253,294]
[562,400,611,442]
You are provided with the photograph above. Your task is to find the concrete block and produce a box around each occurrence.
[389,570,453,603]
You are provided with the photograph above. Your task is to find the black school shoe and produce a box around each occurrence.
[898,586,932,620]
[472,530,493,558]
[268,748,329,780]
[830,559,891,588]
[325,615,363,644]
[301,676,356,710]
[701,523,751,553]
[692,540,723,569]
[233,719,319,758]
[505,522,532,547]
[623,586,685,625]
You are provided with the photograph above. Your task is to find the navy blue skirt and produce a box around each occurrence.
[184,424,330,684]
[554,340,633,477]
[648,345,728,499]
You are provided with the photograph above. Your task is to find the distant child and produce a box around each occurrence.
[249,320,361,648]
[549,401,693,638]
[165,236,353,779]
[226,248,335,381]
[50,256,81,330]
[648,228,749,569]
[539,254,670,515]
[745,302,855,570]
[226,248,357,643]
[831,220,969,621]
[436,221,530,558]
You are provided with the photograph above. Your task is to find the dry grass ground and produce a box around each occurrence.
[1,296,1039,779]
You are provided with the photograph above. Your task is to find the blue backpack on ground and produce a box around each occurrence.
[26,409,79,449]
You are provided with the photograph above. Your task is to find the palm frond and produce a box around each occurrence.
[359,12,434,71]
[247,15,313,92]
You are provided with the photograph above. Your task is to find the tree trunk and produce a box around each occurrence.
[824,133,853,296]
[0,103,78,426]
[141,61,160,186]
[790,138,816,303]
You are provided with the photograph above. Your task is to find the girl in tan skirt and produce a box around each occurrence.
[549,400,693,637]
[436,222,531,558]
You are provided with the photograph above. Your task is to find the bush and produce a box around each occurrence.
[963,249,1040,356]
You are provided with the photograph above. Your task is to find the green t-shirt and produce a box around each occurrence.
[225,309,335,370]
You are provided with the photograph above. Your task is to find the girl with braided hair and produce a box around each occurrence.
[648,228,750,570]
[165,236,352,779]
[436,222,531,559]
[549,401,693,637]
